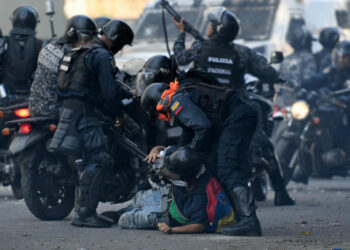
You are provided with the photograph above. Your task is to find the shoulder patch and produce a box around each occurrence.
[171,101,183,115]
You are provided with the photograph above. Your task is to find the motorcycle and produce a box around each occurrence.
[274,87,350,184]
[0,100,29,199]
[245,77,284,201]
[5,111,151,220]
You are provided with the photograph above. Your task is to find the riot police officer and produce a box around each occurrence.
[302,41,350,91]
[0,6,42,103]
[141,69,262,236]
[279,27,317,84]
[173,7,280,94]
[29,15,97,117]
[49,19,134,228]
[314,27,340,73]
[173,7,294,206]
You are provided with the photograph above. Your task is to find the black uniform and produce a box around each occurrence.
[0,30,42,103]
[302,66,350,91]
[173,33,280,93]
[50,38,131,221]
[314,48,333,73]
[167,72,257,190]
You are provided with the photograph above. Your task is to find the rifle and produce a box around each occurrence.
[111,128,148,163]
[160,0,205,41]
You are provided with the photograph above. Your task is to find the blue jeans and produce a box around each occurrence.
[118,186,169,229]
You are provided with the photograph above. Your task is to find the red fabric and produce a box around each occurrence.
[206,177,223,223]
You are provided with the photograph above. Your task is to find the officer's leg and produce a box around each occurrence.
[217,106,262,236]
[71,121,113,228]
[262,139,295,206]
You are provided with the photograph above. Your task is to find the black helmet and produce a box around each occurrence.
[205,7,240,41]
[165,147,203,179]
[140,82,167,118]
[136,55,175,96]
[64,15,97,43]
[94,17,111,33]
[10,6,39,35]
[102,19,134,54]
[289,28,313,51]
[319,27,340,49]
[332,41,350,69]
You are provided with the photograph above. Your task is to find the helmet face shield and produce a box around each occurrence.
[205,7,226,23]
[333,41,350,70]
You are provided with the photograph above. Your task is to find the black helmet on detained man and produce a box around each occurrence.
[289,27,313,51]
[101,19,134,54]
[94,17,111,34]
[205,6,240,41]
[160,146,203,180]
[319,27,340,49]
[332,40,350,69]
[140,82,167,119]
[10,5,39,35]
[64,15,97,43]
[136,55,176,96]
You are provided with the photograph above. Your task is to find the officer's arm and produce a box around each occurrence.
[244,47,281,83]
[170,94,213,152]
[173,33,202,66]
[88,50,124,117]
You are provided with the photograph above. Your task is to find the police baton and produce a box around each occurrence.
[45,0,56,38]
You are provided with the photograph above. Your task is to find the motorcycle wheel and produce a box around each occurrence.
[251,171,268,202]
[274,138,296,185]
[21,147,74,220]
[10,179,23,199]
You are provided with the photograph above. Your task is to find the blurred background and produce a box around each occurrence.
[0,0,153,39]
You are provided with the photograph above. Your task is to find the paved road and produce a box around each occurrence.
[0,177,349,250]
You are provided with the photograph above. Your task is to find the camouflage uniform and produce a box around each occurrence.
[279,51,317,84]
[28,39,72,117]
[173,33,280,91]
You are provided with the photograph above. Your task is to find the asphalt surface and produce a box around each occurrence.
[0,177,350,250]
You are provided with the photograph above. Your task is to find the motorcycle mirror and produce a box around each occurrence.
[0,84,7,98]
[270,51,284,64]
[45,0,55,15]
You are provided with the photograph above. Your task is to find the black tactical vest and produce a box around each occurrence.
[57,44,102,104]
[196,40,244,90]
[1,35,41,94]
[177,82,235,127]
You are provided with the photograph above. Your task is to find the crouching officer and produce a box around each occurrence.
[141,71,261,236]
[49,19,134,228]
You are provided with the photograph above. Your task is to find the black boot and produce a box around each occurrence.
[267,161,295,206]
[221,186,262,236]
[71,169,113,228]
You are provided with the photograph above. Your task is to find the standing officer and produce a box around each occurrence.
[141,69,262,236]
[173,7,281,95]
[29,15,97,117]
[314,27,340,73]
[49,20,134,228]
[0,6,42,104]
[279,27,316,84]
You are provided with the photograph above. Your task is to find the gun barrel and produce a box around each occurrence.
[160,0,204,41]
